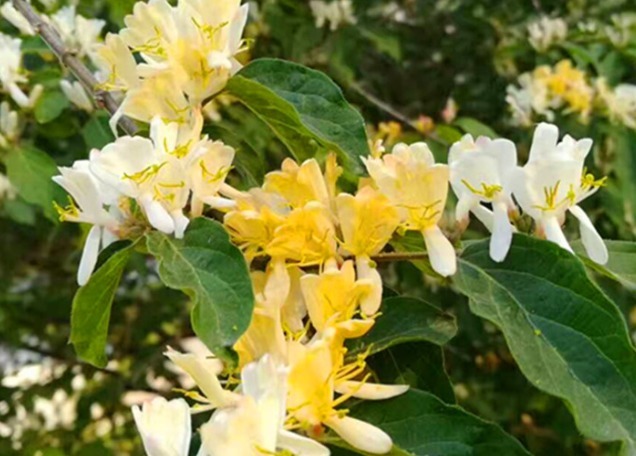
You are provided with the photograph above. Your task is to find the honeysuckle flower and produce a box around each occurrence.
[132,397,191,456]
[596,78,636,129]
[0,101,20,147]
[449,134,518,262]
[90,116,196,237]
[164,346,239,411]
[336,186,399,314]
[535,60,594,121]
[60,80,93,112]
[187,139,235,212]
[511,123,608,264]
[506,73,553,126]
[309,0,356,31]
[199,355,329,456]
[49,6,105,59]
[0,33,43,108]
[52,163,121,285]
[264,158,331,210]
[1,3,35,35]
[528,16,568,52]
[301,259,377,333]
[363,142,457,276]
[93,33,140,92]
[266,202,337,266]
[287,331,407,454]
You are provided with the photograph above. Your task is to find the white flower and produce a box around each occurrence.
[89,117,192,238]
[0,173,16,201]
[0,33,43,108]
[60,80,93,112]
[52,162,121,285]
[528,16,568,52]
[0,101,20,147]
[596,78,636,129]
[132,397,191,456]
[363,142,457,276]
[49,6,105,58]
[505,73,552,126]
[310,0,356,31]
[511,123,608,264]
[199,355,330,456]
[449,134,518,262]
[0,3,35,35]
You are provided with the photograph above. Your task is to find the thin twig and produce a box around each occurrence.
[11,0,138,136]
[370,251,429,262]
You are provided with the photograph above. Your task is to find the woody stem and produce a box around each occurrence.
[11,0,138,135]
[369,251,429,262]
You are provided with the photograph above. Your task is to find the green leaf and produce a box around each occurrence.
[368,342,456,404]
[146,218,254,363]
[70,242,134,367]
[573,240,636,291]
[455,234,636,450]
[226,58,370,177]
[347,296,457,358]
[2,197,36,225]
[4,145,64,222]
[34,89,70,124]
[329,389,530,455]
[453,117,498,138]
[82,113,115,150]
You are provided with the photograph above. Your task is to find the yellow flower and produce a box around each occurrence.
[363,142,456,276]
[264,158,331,210]
[266,202,337,266]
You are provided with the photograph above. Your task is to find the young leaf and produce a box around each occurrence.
[226,58,370,177]
[347,296,457,358]
[4,145,65,222]
[70,242,134,367]
[34,89,70,124]
[146,218,254,364]
[329,389,530,455]
[455,234,636,450]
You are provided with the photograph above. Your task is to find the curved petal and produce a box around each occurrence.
[171,210,190,239]
[325,415,393,455]
[422,226,457,277]
[335,381,409,400]
[141,196,175,234]
[277,430,330,456]
[77,225,102,286]
[132,397,191,456]
[529,122,559,162]
[356,256,383,316]
[490,200,513,262]
[542,216,573,253]
[455,195,477,224]
[569,205,608,265]
[470,204,494,232]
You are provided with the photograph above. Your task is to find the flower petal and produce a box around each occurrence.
[277,429,330,456]
[569,205,608,265]
[335,381,409,400]
[77,225,102,286]
[325,415,393,455]
[490,200,513,262]
[542,216,573,253]
[422,225,457,277]
[528,122,559,162]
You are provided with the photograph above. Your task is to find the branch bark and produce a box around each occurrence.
[11,0,138,136]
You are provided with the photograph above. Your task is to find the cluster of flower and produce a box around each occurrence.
[309,0,356,31]
[1,3,105,112]
[90,0,248,133]
[506,59,636,129]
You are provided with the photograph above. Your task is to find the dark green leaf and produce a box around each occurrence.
[347,297,457,357]
[455,234,636,449]
[82,113,115,150]
[146,217,254,364]
[329,389,530,455]
[34,89,70,124]
[4,145,64,222]
[226,58,369,177]
[70,242,134,367]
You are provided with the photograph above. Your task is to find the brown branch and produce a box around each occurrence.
[11,0,138,136]
[370,251,429,262]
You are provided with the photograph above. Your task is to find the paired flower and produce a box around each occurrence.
[0,33,43,108]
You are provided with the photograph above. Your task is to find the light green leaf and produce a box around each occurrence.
[4,145,64,222]
[70,242,134,367]
[226,58,370,177]
[82,113,115,150]
[146,218,254,363]
[455,234,636,450]
[454,117,498,138]
[573,240,636,290]
[347,297,457,358]
[34,89,70,124]
[328,389,530,455]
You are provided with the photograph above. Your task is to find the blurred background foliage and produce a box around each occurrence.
[1,0,635,454]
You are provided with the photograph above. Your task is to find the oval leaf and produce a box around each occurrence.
[146,218,254,363]
[455,234,636,449]
[226,58,370,176]
[329,389,530,455]
[347,296,457,358]
[70,242,134,367]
